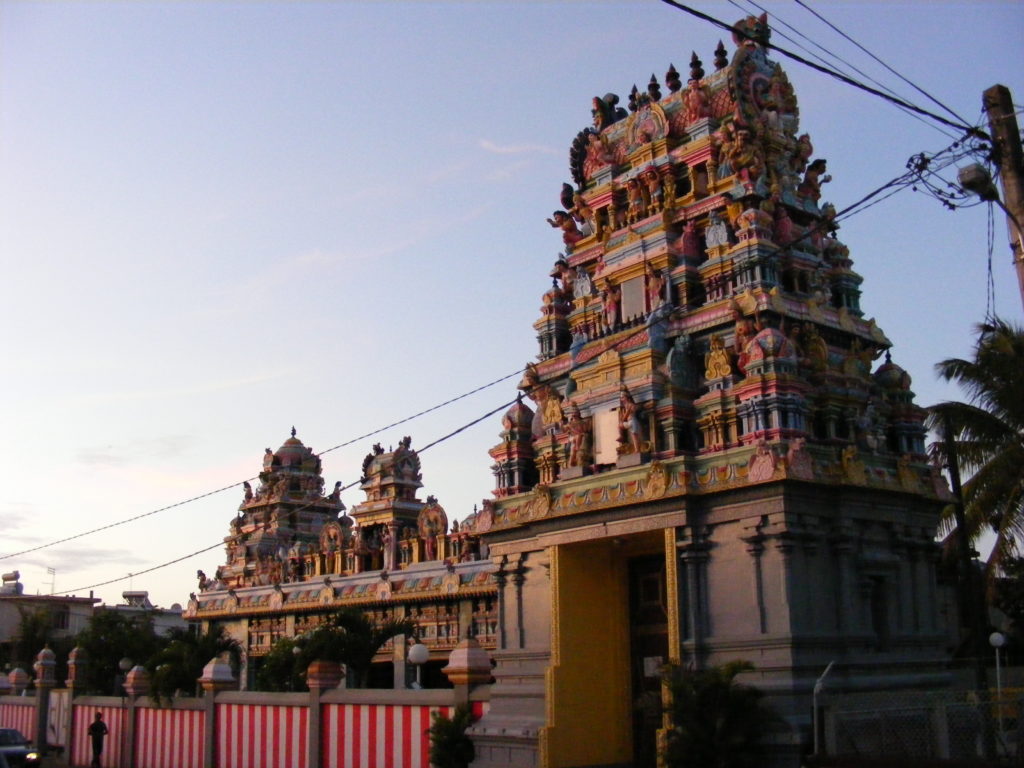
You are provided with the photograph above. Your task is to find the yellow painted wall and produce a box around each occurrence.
[541,541,632,767]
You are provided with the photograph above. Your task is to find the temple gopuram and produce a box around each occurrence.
[468,16,951,768]
[185,430,496,688]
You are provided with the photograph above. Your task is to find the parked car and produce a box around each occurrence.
[0,729,39,767]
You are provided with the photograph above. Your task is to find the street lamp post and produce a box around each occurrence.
[407,641,429,689]
[117,657,133,696]
[989,631,1007,745]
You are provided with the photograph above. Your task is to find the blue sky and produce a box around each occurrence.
[1,1,1022,609]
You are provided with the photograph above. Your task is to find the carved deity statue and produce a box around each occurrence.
[566,405,592,467]
[704,334,733,379]
[602,284,621,329]
[642,168,663,213]
[680,219,701,260]
[683,78,711,124]
[583,132,614,178]
[646,265,667,309]
[547,210,584,246]
[625,179,645,223]
[748,439,777,482]
[731,302,762,375]
[618,388,643,455]
[798,158,830,204]
[705,211,730,249]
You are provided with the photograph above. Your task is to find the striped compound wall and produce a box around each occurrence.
[0,699,34,741]
[135,705,205,768]
[1,693,490,768]
[217,703,308,768]
[321,703,452,768]
[70,704,127,768]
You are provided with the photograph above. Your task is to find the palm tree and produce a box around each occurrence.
[147,625,241,700]
[927,318,1024,576]
[664,661,779,768]
[300,607,415,688]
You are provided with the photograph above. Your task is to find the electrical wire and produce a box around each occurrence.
[50,397,516,596]
[657,0,983,138]
[37,116,992,596]
[47,314,672,597]
[791,0,974,130]
[726,0,959,141]
[1,367,522,563]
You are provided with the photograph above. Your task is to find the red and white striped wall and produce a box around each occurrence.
[321,703,457,768]
[134,706,204,768]
[216,703,308,768]
[0,700,34,739]
[319,700,489,768]
[71,705,126,768]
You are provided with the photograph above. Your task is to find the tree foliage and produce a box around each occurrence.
[73,612,166,695]
[255,637,305,692]
[428,704,475,768]
[927,318,1024,577]
[146,625,241,701]
[11,607,54,669]
[664,661,779,768]
[317,608,415,688]
[256,608,415,690]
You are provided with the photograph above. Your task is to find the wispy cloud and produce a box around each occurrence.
[487,160,533,182]
[478,138,557,155]
[76,433,196,467]
[69,372,290,408]
[18,546,150,576]
[0,503,33,532]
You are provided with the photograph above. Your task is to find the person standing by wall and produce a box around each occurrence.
[87,712,108,768]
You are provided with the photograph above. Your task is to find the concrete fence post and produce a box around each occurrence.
[198,654,237,768]
[442,636,493,708]
[123,666,151,768]
[64,646,86,763]
[306,660,344,768]
[33,647,56,757]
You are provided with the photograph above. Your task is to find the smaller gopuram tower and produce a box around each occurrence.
[349,437,454,570]
[470,15,950,768]
[216,428,347,588]
[187,432,497,688]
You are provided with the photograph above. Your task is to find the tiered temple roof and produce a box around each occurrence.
[485,14,946,528]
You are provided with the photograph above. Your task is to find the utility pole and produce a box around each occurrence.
[982,85,1024,311]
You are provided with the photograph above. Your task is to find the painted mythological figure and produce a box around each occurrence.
[618,388,643,455]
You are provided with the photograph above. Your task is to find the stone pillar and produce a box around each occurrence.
[64,647,86,764]
[679,527,710,666]
[743,531,768,634]
[123,666,151,768]
[306,660,343,768]
[511,554,527,650]
[773,534,798,635]
[33,647,56,756]
[198,654,237,768]
[831,532,856,633]
[493,556,508,650]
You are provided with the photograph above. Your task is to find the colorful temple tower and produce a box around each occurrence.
[186,431,497,688]
[470,16,950,768]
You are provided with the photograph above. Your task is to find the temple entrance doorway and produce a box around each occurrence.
[629,554,669,768]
